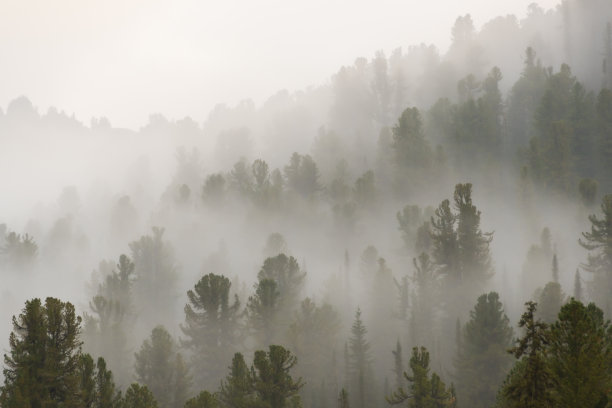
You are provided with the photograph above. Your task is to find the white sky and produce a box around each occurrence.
[0,0,561,129]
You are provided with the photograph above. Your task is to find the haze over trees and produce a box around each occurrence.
[3,1,612,407]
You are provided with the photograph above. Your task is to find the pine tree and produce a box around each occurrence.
[347,308,373,408]
[387,347,453,408]
[338,389,350,408]
[134,326,191,408]
[536,282,565,324]
[573,269,583,301]
[247,278,281,347]
[392,340,404,391]
[121,383,158,408]
[181,273,241,389]
[499,302,554,408]
[548,299,612,407]
[453,183,493,285]
[130,227,178,331]
[186,391,219,408]
[251,345,304,408]
[217,353,255,408]
[454,292,513,408]
[551,254,559,283]
[258,254,306,311]
[287,298,340,407]
[1,297,83,408]
[579,195,612,312]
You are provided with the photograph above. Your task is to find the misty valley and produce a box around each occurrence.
[2,1,612,408]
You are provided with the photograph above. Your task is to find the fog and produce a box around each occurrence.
[2,0,612,407]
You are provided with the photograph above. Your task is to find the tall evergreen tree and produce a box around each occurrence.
[499,302,554,408]
[121,383,158,408]
[251,345,304,408]
[548,299,612,407]
[181,273,241,389]
[536,282,565,324]
[580,194,612,314]
[217,353,255,408]
[134,326,190,408]
[1,297,83,408]
[387,347,453,408]
[247,278,281,347]
[454,292,513,408]
[130,227,178,331]
[347,308,373,408]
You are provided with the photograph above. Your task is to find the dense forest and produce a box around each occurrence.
[2,0,612,407]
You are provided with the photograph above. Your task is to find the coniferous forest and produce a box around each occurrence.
[3,1,612,407]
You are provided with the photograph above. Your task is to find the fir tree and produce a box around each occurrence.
[217,353,255,408]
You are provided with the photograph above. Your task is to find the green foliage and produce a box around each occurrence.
[454,292,513,408]
[217,353,255,408]
[1,297,83,408]
[387,347,454,408]
[499,302,554,408]
[0,230,38,270]
[284,152,322,200]
[121,383,158,408]
[548,299,612,408]
[251,345,304,408]
[130,227,178,330]
[247,278,281,346]
[536,282,565,324]
[347,308,373,408]
[392,107,432,171]
[288,298,340,398]
[186,391,219,408]
[257,254,306,310]
[181,273,241,389]
[134,326,190,408]
[579,195,612,313]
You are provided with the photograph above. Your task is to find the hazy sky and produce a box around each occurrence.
[0,0,560,129]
